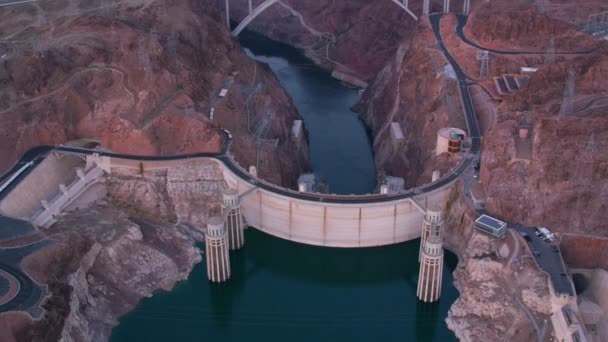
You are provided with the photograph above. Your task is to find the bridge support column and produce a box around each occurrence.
[443,0,450,13]
[205,216,231,282]
[417,207,445,302]
[225,0,230,29]
[423,0,430,16]
[248,0,252,13]
[222,188,245,250]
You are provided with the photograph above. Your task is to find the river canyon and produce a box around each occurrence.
[1,1,607,342]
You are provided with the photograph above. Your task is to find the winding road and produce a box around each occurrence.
[455,15,597,55]
[0,240,51,315]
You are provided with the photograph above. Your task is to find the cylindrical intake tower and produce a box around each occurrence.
[419,207,444,261]
[205,216,231,282]
[417,234,444,303]
[222,188,245,250]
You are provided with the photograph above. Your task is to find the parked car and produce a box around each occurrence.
[519,232,532,242]
[533,250,541,257]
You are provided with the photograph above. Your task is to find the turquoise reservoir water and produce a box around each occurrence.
[111,229,458,341]
[110,30,459,342]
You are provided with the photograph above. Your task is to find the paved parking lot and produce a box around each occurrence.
[513,225,575,297]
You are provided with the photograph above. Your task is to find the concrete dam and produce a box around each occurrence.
[0,150,452,248]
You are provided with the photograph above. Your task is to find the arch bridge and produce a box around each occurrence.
[224,0,472,36]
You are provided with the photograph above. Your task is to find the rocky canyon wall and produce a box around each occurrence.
[356,19,466,188]
[479,46,608,236]
[0,0,309,187]
[211,0,421,82]
[10,159,229,341]
[443,184,552,341]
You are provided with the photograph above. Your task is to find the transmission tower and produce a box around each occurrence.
[423,0,430,16]
[99,0,111,17]
[252,99,274,139]
[523,110,532,126]
[31,32,45,56]
[427,50,443,73]
[476,51,489,78]
[159,0,167,16]
[536,0,546,14]
[463,0,471,15]
[558,67,576,119]
[587,133,596,153]
[545,37,555,65]
[251,98,279,172]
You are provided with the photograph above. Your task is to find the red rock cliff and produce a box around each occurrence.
[471,8,608,236]
[0,0,309,187]
[356,19,466,188]
[209,0,423,82]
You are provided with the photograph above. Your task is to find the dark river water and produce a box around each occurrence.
[241,30,376,195]
[110,31,459,342]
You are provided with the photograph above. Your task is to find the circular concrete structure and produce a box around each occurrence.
[436,127,466,156]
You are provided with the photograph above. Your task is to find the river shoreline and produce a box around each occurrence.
[237,28,377,195]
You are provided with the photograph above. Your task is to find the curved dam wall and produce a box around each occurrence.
[216,160,452,248]
[14,153,453,248]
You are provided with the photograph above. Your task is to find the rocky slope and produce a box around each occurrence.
[430,4,608,236]
[7,159,228,341]
[355,18,465,188]
[480,46,608,236]
[443,185,552,341]
[465,5,597,51]
[211,0,422,83]
[0,0,309,187]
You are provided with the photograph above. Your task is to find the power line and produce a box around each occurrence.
[476,50,489,78]
[558,67,576,119]
[544,36,555,65]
